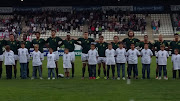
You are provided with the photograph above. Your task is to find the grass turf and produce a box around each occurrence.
[0,56,180,101]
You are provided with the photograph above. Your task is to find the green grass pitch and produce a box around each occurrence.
[0,56,180,101]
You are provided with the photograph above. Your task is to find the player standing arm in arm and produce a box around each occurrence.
[116,42,126,80]
[111,36,120,50]
[20,34,31,78]
[4,45,15,79]
[139,35,153,50]
[141,43,153,79]
[127,43,140,79]
[96,36,108,79]
[59,33,77,78]
[31,32,46,75]
[154,34,169,79]
[156,45,169,80]
[76,32,95,79]
[46,30,62,78]
[4,34,20,79]
[106,43,116,80]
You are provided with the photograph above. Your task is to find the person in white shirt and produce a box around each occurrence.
[141,43,153,79]
[18,42,29,79]
[88,44,98,79]
[106,43,116,79]
[115,42,126,80]
[3,45,15,79]
[63,49,72,79]
[156,45,169,80]
[47,48,56,80]
[127,43,140,79]
[171,49,180,79]
[31,45,43,80]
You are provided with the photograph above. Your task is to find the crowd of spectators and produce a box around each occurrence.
[0,10,147,39]
[151,19,160,34]
[174,14,180,31]
[0,14,22,38]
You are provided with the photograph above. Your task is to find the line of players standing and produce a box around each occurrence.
[0,30,179,79]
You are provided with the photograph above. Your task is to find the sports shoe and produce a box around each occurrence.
[96,76,100,79]
[117,77,120,80]
[164,77,168,80]
[48,77,50,80]
[40,77,43,80]
[158,77,161,80]
[122,77,126,80]
[31,77,34,80]
[81,77,84,80]
[104,76,107,79]
[93,77,96,79]
[155,76,159,79]
[52,77,55,80]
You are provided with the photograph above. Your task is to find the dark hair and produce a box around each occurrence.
[21,42,25,45]
[131,43,135,45]
[91,44,96,46]
[84,32,88,34]
[23,34,27,37]
[113,36,119,39]
[174,33,179,36]
[128,30,134,37]
[144,35,148,38]
[35,32,41,35]
[51,29,56,32]
[99,36,104,39]
[9,34,14,36]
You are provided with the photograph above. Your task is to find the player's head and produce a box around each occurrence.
[23,34,27,41]
[9,34,14,41]
[51,30,56,37]
[5,45,10,52]
[158,34,163,41]
[144,43,149,49]
[83,32,89,39]
[21,42,25,48]
[160,44,165,51]
[118,42,123,48]
[99,36,104,42]
[64,48,69,54]
[174,33,179,41]
[49,47,53,54]
[35,32,41,39]
[144,35,148,41]
[174,49,179,55]
[128,31,134,37]
[34,44,39,51]
[113,36,119,42]
[108,43,112,49]
[66,32,71,39]
[91,44,96,50]
[130,43,135,49]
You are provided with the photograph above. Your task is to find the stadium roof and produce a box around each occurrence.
[1,0,180,6]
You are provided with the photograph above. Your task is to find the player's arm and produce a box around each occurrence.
[59,40,64,48]
[74,38,81,45]
[45,38,49,48]
[165,41,170,51]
